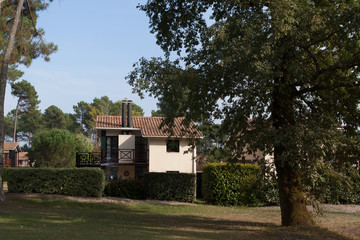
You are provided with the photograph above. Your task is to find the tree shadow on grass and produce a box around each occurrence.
[1,194,357,240]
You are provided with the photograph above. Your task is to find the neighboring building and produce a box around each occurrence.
[18,152,30,167]
[76,101,202,179]
[3,142,21,167]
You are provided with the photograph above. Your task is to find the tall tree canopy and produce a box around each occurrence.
[11,79,40,141]
[43,105,66,129]
[128,1,360,226]
[73,97,145,138]
[0,0,57,201]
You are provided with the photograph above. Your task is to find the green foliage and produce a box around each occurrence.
[3,167,9,182]
[4,116,14,140]
[73,97,145,137]
[129,1,360,224]
[7,168,105,197]
[73,133,93,153]
[0,1,57,67]
[17,109,43,144]
[144,172,196,203]
[43,105,66,129]
[104,179,145,199]
[259,161,280,206]
[202,163,264,206]
[305,162,360,204]
[11,80,40,113]
[28,129,90,168]
[10,80,40,141]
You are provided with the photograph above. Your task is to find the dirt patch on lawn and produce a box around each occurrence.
[5,192,195,206]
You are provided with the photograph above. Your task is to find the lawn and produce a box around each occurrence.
[0,193,359,240]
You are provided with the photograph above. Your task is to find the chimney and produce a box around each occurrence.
[122,101,127,127]
[127,100,132,128]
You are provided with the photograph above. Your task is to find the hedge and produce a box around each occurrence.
[2,167,9,182]
[104,178,145,199]
[202,163,264,206]
[144,172,196,203]
[7,168,105,197]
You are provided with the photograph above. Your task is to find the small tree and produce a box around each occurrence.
[11,80,40,142]
[28,129,89,168]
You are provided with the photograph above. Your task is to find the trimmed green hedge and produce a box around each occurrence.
[202,163,263,206]
[104,179,145,199]
[7,168,105,197]
[2,167,9,182]
[144,172,196,203]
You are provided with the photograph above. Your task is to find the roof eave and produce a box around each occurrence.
[95,127,141,131]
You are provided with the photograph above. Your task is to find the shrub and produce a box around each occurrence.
[305,161,360,204]
[144,172,196,203]
[7,168,105,197]
[104,179,145,199]
[3,167,9,182]
[28,129,91,168]
[202,163,264,206]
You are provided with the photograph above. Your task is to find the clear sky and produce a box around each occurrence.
[5,0,164,116]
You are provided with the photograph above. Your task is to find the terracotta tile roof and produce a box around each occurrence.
[96,116,202,138]
[3,142,20,151]
[19,152,28,160]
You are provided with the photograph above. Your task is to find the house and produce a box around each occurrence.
[76,101,202,179]
[18,152,30,167]
[3,142,21,167]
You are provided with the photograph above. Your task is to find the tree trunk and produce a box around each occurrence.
[0,0,25,201]
[13,98,21,142]
[272,73,314,226]
[274,148,314,226]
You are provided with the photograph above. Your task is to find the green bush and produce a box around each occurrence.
[104,179,145,199]
[7,168,105,197]
[144,172,196,203]
[28,129,91,168]
[2,167,9,182]
[305,162,360,204]
[202,163,264,206]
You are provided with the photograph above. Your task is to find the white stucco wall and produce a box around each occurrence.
[148,137,196,173]
[118,135,135,149]
[118,135,135,164]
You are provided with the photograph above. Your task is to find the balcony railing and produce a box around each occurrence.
[76,152,102,167]
[76,149,148,167]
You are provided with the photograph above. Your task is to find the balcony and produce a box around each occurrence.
[76,149,148,167]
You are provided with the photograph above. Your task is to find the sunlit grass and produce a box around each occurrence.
[0,194,359,240]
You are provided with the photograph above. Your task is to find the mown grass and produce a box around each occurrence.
[0,194,359,240]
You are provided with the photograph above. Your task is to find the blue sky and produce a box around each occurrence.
[5,0,164,116]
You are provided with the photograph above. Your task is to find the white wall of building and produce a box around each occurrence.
[148,137,196,173]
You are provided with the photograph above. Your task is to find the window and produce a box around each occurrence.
[166,140,179,152]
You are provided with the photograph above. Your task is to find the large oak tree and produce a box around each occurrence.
[127,1,360,226]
